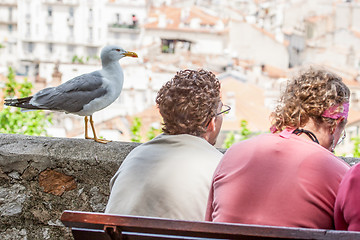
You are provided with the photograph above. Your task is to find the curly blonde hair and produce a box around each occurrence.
[271,67,350,132]
[156,69,221,136]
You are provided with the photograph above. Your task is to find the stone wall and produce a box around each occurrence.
[0,134,139,240]
[0,133,359,239]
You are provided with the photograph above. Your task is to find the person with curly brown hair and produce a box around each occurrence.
[105,69,228,220]
[205,67,350,229]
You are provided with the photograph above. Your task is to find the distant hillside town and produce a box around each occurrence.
[1,0,360,155]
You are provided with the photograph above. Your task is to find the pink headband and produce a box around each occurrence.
[321,102,349,120]
[270,102,349,133]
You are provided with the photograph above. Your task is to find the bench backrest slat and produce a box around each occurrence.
[61,210,360,240]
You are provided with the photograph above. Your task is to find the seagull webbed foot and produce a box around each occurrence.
[94,137,112,144]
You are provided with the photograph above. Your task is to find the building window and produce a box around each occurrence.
[28,42,34,53]
[68,26,74,38]
[87,47,97,57]
[47,24,52,36]
[116,13,121,24]
[26,23,31,37]
[161,39,175,54]
[8,7,13,21]
[67,45,75,53]
[89,8,93,22]
[88,27,93,42]
[48,6,52,17]
[8,24,13,33]
[69,7,74,17]
[130,33,137,40]
[8,43,13,54]
[306,24,313,39]
[48,43,53,53]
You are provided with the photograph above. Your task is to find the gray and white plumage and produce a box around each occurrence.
[5,45,138,116]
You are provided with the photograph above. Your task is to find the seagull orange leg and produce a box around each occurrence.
[84,116,90,139]
[89,115,111,144]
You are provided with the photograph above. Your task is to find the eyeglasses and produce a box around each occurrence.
[216,105,231,116]
[206,105,231,127]
[337,130,346,146]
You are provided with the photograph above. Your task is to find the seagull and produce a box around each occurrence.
[4,45,138,143]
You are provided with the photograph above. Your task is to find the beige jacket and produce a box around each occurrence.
[105,134,222,221]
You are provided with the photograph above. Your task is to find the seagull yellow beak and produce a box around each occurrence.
[123,51,138,58]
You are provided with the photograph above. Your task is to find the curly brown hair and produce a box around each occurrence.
[271,67,350,132]
[156,69,221,136]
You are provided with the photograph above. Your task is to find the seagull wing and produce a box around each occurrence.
[32,71,107,113]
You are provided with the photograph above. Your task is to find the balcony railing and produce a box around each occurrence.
[42,0,79,6]
[0,18,17,25]
[0,0,17,7]
[108,23,140,33]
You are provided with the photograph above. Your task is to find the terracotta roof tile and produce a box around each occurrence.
[262,65,288,78]
[351,29,360,39]
[144,6,227,33]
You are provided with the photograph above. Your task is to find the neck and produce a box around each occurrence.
[299,119,332,150]
[102,60,120,70]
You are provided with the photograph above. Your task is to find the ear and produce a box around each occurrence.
[336,117,345,125]
[330,117,345,135]
[206,117,216,132]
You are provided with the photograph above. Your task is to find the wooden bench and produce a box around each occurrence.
[61,210,360,240]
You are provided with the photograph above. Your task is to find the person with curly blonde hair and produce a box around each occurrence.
[206,67,350,229]
[106,69,229,220]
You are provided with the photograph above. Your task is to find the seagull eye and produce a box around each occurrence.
[116,49,121,52]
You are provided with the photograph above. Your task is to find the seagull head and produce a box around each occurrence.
[100,45,138,63]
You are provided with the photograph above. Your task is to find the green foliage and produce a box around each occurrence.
[352,136,360,158]
[130,117,142,142]
[72,55,84,64]
[0,43,4,49]
[146,126,162,141]
[72,55,100,64]
[0,67,52,136]
[222,120,253,148]
[130,117,162,142]
[5,66,16,96]
[223,131,235,149]
[239,120,252,140]
[71,55,77,63]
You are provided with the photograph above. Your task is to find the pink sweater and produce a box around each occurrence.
[206,133,349,229]
[335,162,360,231]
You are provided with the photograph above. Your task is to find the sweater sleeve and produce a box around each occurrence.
[335,163,360,231]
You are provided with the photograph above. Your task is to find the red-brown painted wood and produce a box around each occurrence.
[61,210,360,240]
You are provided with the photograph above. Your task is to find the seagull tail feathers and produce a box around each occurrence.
[4,96,40,110]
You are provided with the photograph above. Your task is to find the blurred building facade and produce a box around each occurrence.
[1,0,360,155]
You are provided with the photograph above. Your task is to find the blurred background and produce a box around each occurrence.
[0,0,359,156]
